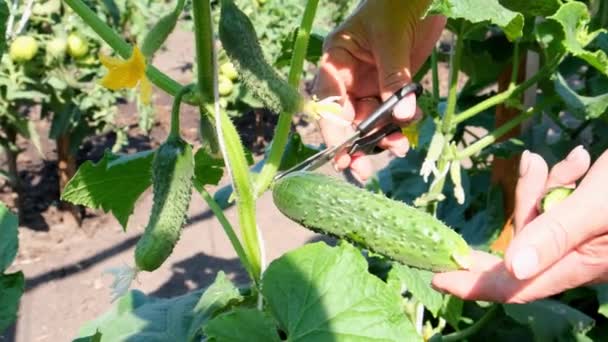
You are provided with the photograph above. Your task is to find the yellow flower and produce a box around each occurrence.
[99,46,152,104]
[401,119,421,149]
[302,95,350,126]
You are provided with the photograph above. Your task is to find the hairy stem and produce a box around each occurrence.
[254,0,320,197]
[62,0,188,102]
[457,108,535,160]
[442,305,499,342]
[509,41,521,90]
[194,0,262,281]
[442,31,464,134]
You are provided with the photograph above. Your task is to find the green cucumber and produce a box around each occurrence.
[539,187,574,213]
[219,0,302,114]
[272,172,471,272]
[135,138,194,272]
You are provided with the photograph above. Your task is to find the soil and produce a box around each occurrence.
[0,27,456,342]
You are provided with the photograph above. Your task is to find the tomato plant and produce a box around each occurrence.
[14,0,608,340]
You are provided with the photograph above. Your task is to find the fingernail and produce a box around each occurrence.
[393,94,416,120]
[519,150,531,177]
[511,246,539,280]
[567,145,586,162]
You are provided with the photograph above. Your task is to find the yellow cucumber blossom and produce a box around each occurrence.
[302,96,350,126]
[401,119,421,149]
[99,46,152,104]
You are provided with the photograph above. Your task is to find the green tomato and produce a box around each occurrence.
[46,37,67,59]
[219,62,239,81]
[9,36,39,62]
[67,34,89,59]
[218,76,234,96]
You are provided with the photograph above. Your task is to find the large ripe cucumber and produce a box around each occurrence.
[135,138,194,272]
[272,172,471,272]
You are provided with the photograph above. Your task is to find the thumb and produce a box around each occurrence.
[505,182,608,281]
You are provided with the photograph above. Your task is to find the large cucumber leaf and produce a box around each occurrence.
[552,73,608,120]
[499,0,560,17]
[536,2,608,75]
[427,0,524,41]
[503,300,595,341]
[62,150,154,229]
[388,264,443,318]
[204,309,281,342]
[262,242,421,342]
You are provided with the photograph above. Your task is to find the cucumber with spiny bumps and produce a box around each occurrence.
[272,172,471,272]
[135,137,194,272]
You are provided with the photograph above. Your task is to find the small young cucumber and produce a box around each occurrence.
[135,138,194,272]
[272,172,471,272]
[539,187,574,213]
[219,0,302,114]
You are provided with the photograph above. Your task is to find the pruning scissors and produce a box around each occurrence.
[274,83,423,181]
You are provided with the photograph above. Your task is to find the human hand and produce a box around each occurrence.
[432,147,608,303]
[312,0,445,182]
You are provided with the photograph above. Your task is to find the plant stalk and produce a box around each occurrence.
[442,305,499,342]
[457,108,535,160]
[431,48,440,101]
[254,0,320,197]
[62,0,188,102]
[509,41,521,90]
[197,187,252,276]
[169,85,195,139]
[192,0,215,105]
[442,31,464,134]
[453,60,560,125]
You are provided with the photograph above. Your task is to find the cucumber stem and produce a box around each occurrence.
[442,305,499,342]
[192,0,215,105]
[169,84,195,140]
[254,0,320,197]
[431,48,440,102]
[62,0,190,103]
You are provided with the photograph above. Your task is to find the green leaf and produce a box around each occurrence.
[72,330,102,342]
[262,242,422,342]
[592,284,608,319]
[277,133,321,171]
[77,290,202,341]
[388,264,443,318]
[141,0,185,58]
[219,0,303,114]
[441,295,464,329]
[193,148,224,190]
[275,29,324,68]
[427,0,525,41]
[62,151,154,230]
[498,0,560,17]
[553,73,608,119]
[0,203,18,273]
[204,309,281,342]
[503,299,595,341]
[0,1,8,54]
[0,272,25,333]
[536,2,608,75]
[187,272,243,341]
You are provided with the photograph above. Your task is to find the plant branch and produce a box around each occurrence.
[197,186,252,276]
[192,0,215,105]
[442,30,464,134]
[442,305,499,342]
[431,48,440,101]
[62,0,189,103]
[169,84,195,139]
[509,41,520,89]
[254,0,320,197]
[457,107,535,160]
[453,59,560,125]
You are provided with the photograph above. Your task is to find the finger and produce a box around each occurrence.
[506,183,608,280]
[514,151,549,233]
[545,145,591,189]
[349,151,374,182]
[378,132,409,158]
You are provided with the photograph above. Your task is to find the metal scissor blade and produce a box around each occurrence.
[274,133,361,181]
